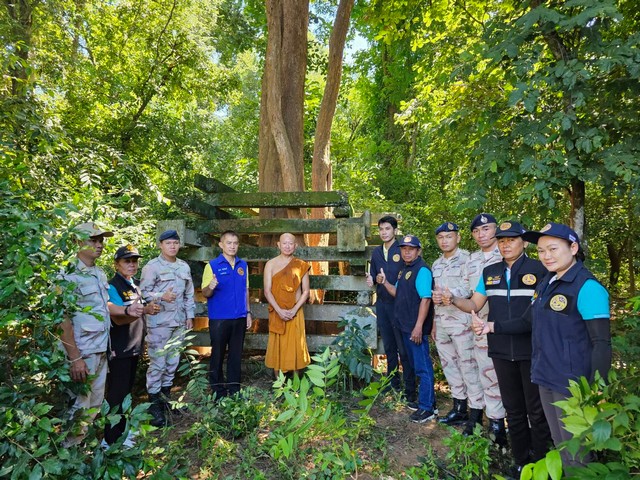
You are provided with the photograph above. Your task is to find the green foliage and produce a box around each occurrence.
[442,426,491,479]
[330,318,375,386]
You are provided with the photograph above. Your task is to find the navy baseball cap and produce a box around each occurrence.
[435,222,459,235]
[114,244,142,260]
[495,221,526,238]
[522,223,580,245]
[399,235,422,248]
[470,213,497,231]
[159,229,180,242]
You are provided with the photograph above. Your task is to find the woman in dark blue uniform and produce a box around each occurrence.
[476,223,611,467]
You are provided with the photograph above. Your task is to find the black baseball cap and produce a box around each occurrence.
[114,244,142,260]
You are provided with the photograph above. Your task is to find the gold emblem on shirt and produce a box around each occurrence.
[549,294,568,311]
[522,274,537,285]
[486,275,501,285]
[237,267,245,276]
[405,271,412,280]
[393,254,400,262]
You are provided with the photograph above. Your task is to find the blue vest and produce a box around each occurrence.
[393,258,434,335]
[206,255,248,320]
[531,262,599,394]
[370,240,403,304]
[483,254,545,361]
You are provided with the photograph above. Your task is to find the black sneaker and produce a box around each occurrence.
[410,409,436,424]
[406,401,419,411]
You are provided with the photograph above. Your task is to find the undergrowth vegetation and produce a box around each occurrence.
[1,193,639,478]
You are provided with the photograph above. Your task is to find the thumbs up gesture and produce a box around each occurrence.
[128,296,145,317]
[162,286,177,303]
[432,285,443,305]
[366,272,374,288]
[208,273,218,290]
[442,287,453,306]
[376,268,386,285]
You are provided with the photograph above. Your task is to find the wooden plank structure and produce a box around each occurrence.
[160,174,383,353]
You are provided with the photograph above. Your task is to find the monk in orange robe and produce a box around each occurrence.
[264,233,311,374]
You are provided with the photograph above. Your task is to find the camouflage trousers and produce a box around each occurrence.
[473,334,506,420]
[434,317,484,408]
[63,352,108,446]
[146,325,186,395]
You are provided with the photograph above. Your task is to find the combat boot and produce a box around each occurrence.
[488,418,508,447]
[438,398,468,425]
[462,408,484,436]
[148,393,167,427]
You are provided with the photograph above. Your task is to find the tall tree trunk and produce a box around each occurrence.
[606,242,624,289]
[5,0,33,98]
[307,0,354,302]
[259,0,309,223]
[569,178,585,240]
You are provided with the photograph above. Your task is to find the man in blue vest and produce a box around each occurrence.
[379,235,437,423]
[201,230,252,398]
[367,215,416,404]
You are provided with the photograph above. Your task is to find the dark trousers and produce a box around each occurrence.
[377,302,416,398]
[539,386,592,467]
[209,318,246,397]
[492,358,552,465]
[105,355,139,444]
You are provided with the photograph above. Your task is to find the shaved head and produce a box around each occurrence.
[279,232,296,243]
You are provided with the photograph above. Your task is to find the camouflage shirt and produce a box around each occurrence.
[432,248,471,321]
[461,246,502,322]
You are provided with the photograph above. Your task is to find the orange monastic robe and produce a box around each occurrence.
[265,257,311,372]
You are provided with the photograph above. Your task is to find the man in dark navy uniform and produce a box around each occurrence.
[367,216,416,403]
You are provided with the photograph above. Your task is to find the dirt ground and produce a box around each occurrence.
[160,355,511,479]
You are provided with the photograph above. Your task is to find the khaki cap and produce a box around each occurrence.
[76,222,114,238]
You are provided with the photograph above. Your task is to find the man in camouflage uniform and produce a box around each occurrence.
[140,229,195,426]
[59,222,114,446]
[431,222,483,428]
[459,213,507,442]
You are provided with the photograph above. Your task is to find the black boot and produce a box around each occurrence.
[488,418,508,447]
[438,398,468,425]
[462,408,484,436]
[162,385,184,417]
[148,393,167,427]
[160,386,172,414]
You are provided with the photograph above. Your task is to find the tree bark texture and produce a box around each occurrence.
[307,0,354,298]
[258,0,309,220]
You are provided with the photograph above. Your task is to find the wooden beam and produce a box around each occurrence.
[179,197,236,220]
[195,302,375,320]
[194,218,339,235]
[184,245,376,263]
[201,191,350,209]
[194,174,237,193]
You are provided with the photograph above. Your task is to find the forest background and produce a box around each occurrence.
[1,0,640,478]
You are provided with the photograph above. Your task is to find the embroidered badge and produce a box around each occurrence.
[237,267,245,276]
[447,222,454,230]
[549,294,568,311]
[500,222,512,230]
[405,271,412,280]
[541,223,552,232]
[480,215,487,224]
[403,236,412,243]
[522,274,537,285]
[486,275,501,285]
[393,254,400,262]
